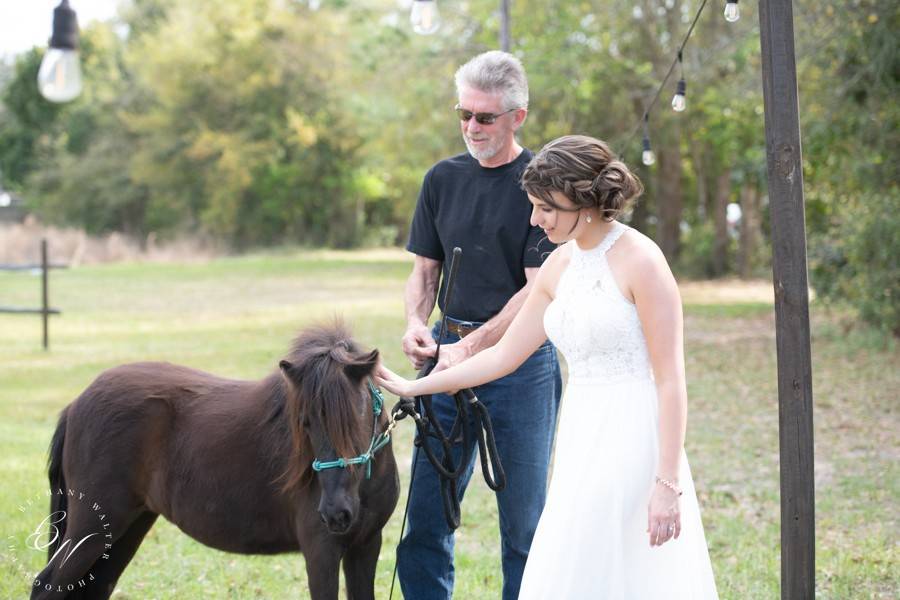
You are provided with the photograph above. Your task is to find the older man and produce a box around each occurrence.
[399,51,562,600]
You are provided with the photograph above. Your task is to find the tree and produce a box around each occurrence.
[0,49,64,189]
[801,0,900,334]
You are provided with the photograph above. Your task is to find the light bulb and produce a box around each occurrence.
[641,135,656,166]
[724,1,740,22]
[671,78,686,112]
[410,0,441,35]
[38,0,82,103]
[38,48,83,103]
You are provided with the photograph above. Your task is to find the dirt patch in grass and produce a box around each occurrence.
[679,278,775,305]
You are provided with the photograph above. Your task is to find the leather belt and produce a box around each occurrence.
[446,321,479,338]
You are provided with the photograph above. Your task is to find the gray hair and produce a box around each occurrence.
[454,51,529,110]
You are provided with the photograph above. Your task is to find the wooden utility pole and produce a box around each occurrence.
[500,0,510,51]
[758,1,815,598]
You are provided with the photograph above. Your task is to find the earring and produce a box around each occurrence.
[586,214,593,223]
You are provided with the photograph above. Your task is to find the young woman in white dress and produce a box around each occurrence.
[376,134,718,599]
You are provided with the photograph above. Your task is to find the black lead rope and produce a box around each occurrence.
[411,380,507,529]
[388,248,507,600]
[412,247,506,528]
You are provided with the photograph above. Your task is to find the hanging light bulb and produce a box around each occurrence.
[37,0,82,103]
[410,0,441,35]
[641,134,656,166]
[672,51,687,112]
[724,0,740,22]
[641,114,656,166]
[672,78,686,112]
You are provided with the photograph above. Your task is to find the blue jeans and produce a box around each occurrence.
[397,318,562,600]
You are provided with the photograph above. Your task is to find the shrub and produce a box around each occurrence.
[809,188,900,337]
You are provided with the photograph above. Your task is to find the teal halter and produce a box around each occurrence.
[311,380,392,479]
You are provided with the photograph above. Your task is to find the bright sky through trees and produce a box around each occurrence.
[0,1,118,60]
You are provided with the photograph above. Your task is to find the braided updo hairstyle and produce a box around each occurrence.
[521,135,643,221]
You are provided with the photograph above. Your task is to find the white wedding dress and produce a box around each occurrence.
[518,222,718,599]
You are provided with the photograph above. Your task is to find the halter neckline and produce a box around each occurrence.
[573,221,626,254]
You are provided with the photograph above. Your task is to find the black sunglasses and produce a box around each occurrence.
[454,104,518,125]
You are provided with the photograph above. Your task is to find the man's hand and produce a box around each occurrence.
[431,341,473,374]
[402,324,437,369]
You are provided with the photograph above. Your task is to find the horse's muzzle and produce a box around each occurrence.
[320,507,354,534]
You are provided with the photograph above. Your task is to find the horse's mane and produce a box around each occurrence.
[277,322,379,491]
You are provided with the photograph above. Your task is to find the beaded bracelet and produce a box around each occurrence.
[655,476,683,496]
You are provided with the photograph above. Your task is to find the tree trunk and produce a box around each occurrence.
[739,183,760,279]
[713,169,731,277]
[629,191,651,234]
[691,139,708,220]
[656,139,683,264]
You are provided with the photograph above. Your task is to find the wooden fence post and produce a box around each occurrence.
[0,239,63,349]
[757,0,815,598]
[42,238,49,350]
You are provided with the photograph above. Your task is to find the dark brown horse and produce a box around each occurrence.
[29,324,399,600]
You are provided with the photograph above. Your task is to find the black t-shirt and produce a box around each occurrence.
[406,149,554,322]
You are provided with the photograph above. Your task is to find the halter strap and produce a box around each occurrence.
[311,378,391,479]
[595,221,627,253]
[572,221,627,255]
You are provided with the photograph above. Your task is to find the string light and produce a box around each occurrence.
[410,0,441,35]
[37,0,82,103]
[672,51,687,112]
[724,0,740,22]
[641,115,656,166]
[618,0,709,161]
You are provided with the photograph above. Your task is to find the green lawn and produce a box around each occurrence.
[0,251,896,599]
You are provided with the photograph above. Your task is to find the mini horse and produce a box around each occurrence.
[29,324,399,600]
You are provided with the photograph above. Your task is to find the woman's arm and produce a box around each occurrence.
[632,245,687,482]
[431,266,540,372]
[627,237,687,546]
[376,256,559,398]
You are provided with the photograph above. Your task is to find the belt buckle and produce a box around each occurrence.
[452,320,475,338]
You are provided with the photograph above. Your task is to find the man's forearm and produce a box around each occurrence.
[405,267,440,328]
[459,279,534,353]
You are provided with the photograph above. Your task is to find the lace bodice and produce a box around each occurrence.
[543,222,653,384]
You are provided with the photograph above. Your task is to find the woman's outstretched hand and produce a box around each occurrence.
[374,364,415,398]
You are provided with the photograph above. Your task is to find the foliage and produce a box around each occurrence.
[800,0,899,335]
[675,221,723,279]
[0,49,64,189]
[810,189,900,337]
[0,0,896,317]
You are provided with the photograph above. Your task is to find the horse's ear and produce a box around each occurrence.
[279,360,297,386]
[344,349,379,381]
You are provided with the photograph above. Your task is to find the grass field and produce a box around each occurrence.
[1,250,896,599]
